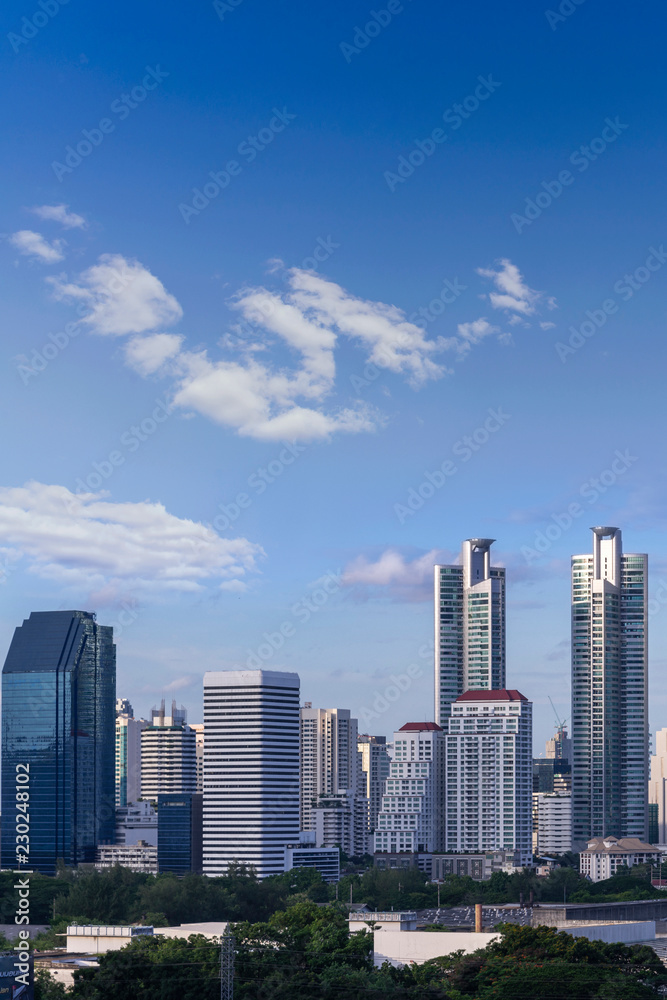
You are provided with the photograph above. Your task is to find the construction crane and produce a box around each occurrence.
[548,695,569,734]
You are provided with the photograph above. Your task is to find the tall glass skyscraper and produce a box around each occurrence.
[434,538,506,725]
[1,610,116,874]
[571,528,648,848]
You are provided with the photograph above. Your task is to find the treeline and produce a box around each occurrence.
[35,902,667,999]
[4,861,667,940]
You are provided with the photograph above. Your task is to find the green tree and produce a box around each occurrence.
[34,968,70,999]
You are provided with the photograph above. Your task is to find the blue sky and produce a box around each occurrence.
[1,0,667,752]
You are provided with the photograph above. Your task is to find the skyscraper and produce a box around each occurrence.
[1,610,116,874]
[571,527,648,848]
[299,705,363,832]
[115,704,146,807]
[140,700,197,801]
[434,538,506,725]
[442,690,533,865]
[358,734,391,832]
[203,669,300,878]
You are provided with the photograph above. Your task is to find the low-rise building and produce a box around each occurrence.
[284,844,340,882]
[95,841,157,873]
[579,836,662,882]
[431,850,523,881]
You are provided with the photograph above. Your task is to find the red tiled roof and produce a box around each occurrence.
[455,689,527,702]
[398,722,443,731]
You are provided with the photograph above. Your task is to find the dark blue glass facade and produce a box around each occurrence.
[1,611,116,874]
[157,793,202,875]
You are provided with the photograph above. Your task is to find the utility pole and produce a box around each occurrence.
[220,928,235,1000]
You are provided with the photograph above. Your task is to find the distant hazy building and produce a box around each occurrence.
[533,728,572,850]
[443,690,532,866]
[1,610,116,874]
[313,790,369,857]
[434,538,506,725]
[141,699,196,801]
[358,735,391,831]
[115,707,146,807]
[571,528,648,847]
[115,800,157,846]
[374,722,445,869]
[203,670,300,878]
[650,728,667,847]
[546,725,572,763]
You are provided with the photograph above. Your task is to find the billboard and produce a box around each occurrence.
[0,953,33,1000]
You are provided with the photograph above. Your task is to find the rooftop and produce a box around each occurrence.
[456,689,527,703]
[398,722,443,732]
[584,836,658,853]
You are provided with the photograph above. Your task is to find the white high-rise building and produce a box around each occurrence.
[443,690,533,866]
[203,669,300,878]
[571,528,648,848]
[434,538,506,725]
[374,722,445,865]
[358,735,391,832]
[141,700,196,801]
[115,706,147,807]
[190,723,204,793]
[300,706,363,832]
[649,728,667,847]
[535,793,572,855]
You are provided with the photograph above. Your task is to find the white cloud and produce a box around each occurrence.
[9,230,65,264]
[30,204,86,229]
[0,482,263,601]
[477,258,542,316]
[47,254,183,336]
[124,333,184,376]
[342,548,454,601]
[455,317,499,355]
[540,321,556,330]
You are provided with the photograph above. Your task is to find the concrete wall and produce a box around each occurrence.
[373,930,499,968]
[534,900,667,926]
[565,922,655,945]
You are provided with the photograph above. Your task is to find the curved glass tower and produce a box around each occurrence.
[1,611,116,874]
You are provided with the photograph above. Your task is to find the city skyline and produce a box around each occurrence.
[2,0,667,758]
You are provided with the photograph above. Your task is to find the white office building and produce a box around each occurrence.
[374,723,445,865]
[300,705,364,832]
[141,700,197,802]
[203,669,300,878]
[571,528,648,848]
[434,538,506,725]
[535,793,572,855]
[115,709,146,807]
[443,690,532,866]
[358,735,391,831]
[191,723,204,793]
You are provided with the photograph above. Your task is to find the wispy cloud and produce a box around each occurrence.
[477,258,549,317]
[0,482,264,601]
[30,204,86,229]
[9,230,66,264]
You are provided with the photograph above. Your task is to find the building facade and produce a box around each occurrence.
[313,790,369,857]
[374,722,445,867]
[95,841,157,874]
[358,734,391,831]
[203,669,300,878]
[434,539,506,725]
[190,723,204,793]
[1,610,116,874]
[115,800,157,846]
[442,690,532,866]
[299,706,363,832]
[140,700,197,801]
[157,793,203,875]
[115,709,146,807]
[535,793,572,855]
[580,836,661,882]
[284,844,340,882]
[571,528,648,848]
